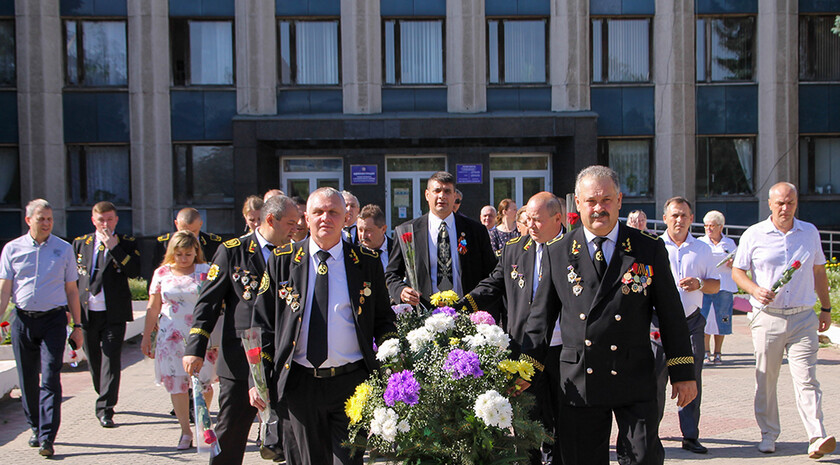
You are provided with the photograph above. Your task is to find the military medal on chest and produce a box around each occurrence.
[359,282,372,304]
[621,263,653,295]
[567,265,583,296]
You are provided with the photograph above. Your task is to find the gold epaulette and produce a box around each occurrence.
[157,233,170,242]
[223,238,241,248]
[74,234,89,242]
[520,354,544,372]
[121,234,135,241]
[208,233,222,242]
[639,230,660,241]
[546,235,562,246]
[506,236,523,245]
[359,246,379,258]
[189,328,211,339]
[274,243,293,256]
[667,356,694,367]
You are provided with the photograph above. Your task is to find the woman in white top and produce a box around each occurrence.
[698,210,738,365]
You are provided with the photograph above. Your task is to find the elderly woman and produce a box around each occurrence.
[626,209,648,232]
[489,198,520,255]
[698,210,737,365]
[242,195,263,234]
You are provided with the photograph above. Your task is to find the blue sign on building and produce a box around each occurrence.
[456,164,482,184]
[351,165,378,185]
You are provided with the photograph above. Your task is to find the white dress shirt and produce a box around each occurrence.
[541,230,565,347]
[427,213,462,296]
[661,232,717,317]
[734,217,826,310]
[293,239,363,368]
[698,234,738,293]
[87,236,108,311]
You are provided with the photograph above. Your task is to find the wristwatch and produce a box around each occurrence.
[821,307,832,313]
[697,278,704,290]
[72,324,83,329]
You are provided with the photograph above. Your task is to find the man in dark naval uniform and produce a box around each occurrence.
[463,191,565,465]
[251,187,396,465]
[73,201,141,428]
[522,165,697,465]
[182,195,300,465]
[152,207,223,270]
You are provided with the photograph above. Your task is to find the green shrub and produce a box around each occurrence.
[129,278,149,301]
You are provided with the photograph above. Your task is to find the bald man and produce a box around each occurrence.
[732,182,835,458]
[152,208,223,276]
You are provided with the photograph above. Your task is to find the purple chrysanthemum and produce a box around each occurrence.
[433,306,458,318]
[469,311,496,326]
[383,370,421,406]
[443,349,484,380]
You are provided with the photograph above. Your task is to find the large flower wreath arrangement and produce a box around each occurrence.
[346,291,549,464]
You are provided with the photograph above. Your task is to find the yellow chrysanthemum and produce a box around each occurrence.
[345,382,372,424]
[430,290,460,307]
[449,337,460,346]
[498,360,519,378]
[517,361,535,382]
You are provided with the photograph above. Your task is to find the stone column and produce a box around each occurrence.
[342,0,381,114]
[16,0,66,232]
[236,0,277,115]
[446,0,485,113]
[756,0,798,217]
[127,0,173,236]
[653,0,695,209]
[551,0,589,111]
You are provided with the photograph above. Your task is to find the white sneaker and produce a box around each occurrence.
[758,437,776,453]
[808,436,836,459]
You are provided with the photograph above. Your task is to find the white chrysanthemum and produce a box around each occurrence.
[474,390,513,429]
[370,407,403,442]
[407,327,433,352]
[376,338,401,362]
[475,324,510,350]
[424,313,455,333]
[462,333,486,349]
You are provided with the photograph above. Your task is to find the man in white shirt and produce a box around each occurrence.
[732,182,835,458]
[480,205,497,231]
[660,197,720,454]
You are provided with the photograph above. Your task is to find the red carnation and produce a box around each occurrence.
[792,260,801,269]
[567,212,580,225]
[401,232,413,243]
[245,347,261,365]
[0,321,9,328]
[204,429,217,444]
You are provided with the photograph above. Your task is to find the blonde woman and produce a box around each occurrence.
[242,195,263,234]
[141,231,215,450]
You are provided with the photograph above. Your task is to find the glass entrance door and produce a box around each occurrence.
[385,156,446,229]
[280,157,343,199]
[489,154,551,207]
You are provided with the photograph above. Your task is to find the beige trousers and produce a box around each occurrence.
[750,309,826,441]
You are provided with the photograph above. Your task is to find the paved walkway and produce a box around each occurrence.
[1,314,840,463]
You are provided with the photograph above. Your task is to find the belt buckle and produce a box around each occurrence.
[330,367,336,377]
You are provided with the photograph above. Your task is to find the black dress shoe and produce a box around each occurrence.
[260,445,282,460]
[39,440,54,457]
[28,433,39,447]
[99,416,116,428]
[682,438,708,454]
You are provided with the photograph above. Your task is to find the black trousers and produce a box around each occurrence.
[285,364,367,465]
[210,376,257,465]
[558,400,664,465]
[83,311,126,418]
[678,312,705,440]
[12,308,66,443]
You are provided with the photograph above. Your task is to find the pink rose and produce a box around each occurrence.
[469,311,496,326]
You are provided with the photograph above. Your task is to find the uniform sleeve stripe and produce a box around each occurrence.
[261,352,273,363]
[520,354,544,372]
[666,356,694,367]
[465,294,479,313]
[189,328,211,339]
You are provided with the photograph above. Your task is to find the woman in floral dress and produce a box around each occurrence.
[141,231,215,450]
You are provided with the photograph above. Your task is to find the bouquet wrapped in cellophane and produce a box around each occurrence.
[241,327,279,449]
[759,249,812,312]
[192,376,221,457]
[346,291,549,465]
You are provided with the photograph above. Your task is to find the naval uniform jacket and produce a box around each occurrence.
[185,233,267,380]
[523,223,695,407]
[252,240,397,402]
[385,213,496,306]
[465,235,555,354]
[73,233,141,325]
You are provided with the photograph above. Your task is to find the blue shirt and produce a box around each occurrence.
[0,233,78,311]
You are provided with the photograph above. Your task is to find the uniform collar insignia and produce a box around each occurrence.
[294,247,306,263]
[349,249,360,264]
[571,239,581,255]
[622,238,632,253]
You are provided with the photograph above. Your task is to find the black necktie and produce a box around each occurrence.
[592,236,608,280]
[437,222,453,291]
[307,250,331,368]
[90,244,107,295]
[344,226,356,244]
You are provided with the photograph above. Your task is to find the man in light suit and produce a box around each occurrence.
[385,171,496,308]
[73,201,141,428]
[251,187,396,464]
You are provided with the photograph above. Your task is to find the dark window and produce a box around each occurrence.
[800,136,840,195]
[384,19,444,85]
[696,137,755,197]
[278,20,340,86]
[171,19,234,86]
[799,15,840,81]
[67,145,131,205]
[64,20,127,87]
[487,19,547,84]
[696,16,755,82]
[0,147,19,205]
[598,139,652,197]
[0,20,14,87]
[173,144,234,205]
[591,18,651,83]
